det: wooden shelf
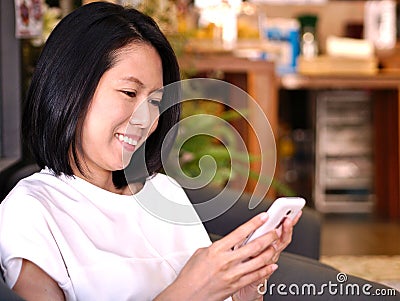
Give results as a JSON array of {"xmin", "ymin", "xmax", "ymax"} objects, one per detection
[
  {"xmin": 280, "ymin": 71, "xmax": 400, "ymax": 219},
  {"xmin": 280, "ymin": 72, "xmax": 400, "ymax": 90},
  {"xmin": 179, "ymin": 51, "xmax": 400, "ymax": 219}
]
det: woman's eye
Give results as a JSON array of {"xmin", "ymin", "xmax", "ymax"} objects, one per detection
[
  {"xmin": 149, "ymin": 99, "xmax": 162, "ymax": 107},
  {"xmin": 122, "ymin": 90, "xmax": 137, "ymax": 98}
]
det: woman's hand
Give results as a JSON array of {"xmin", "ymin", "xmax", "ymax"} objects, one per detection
[
  {"xmin": 155, "ymin": 210, "xmax": 302, "ymax": 301},
  {"xmin": 232, "ymin": 211, "xmax": 302, "ymax": 301}
]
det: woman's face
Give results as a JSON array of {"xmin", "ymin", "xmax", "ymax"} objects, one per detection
[{"xmin": 78, "ymin": 42, "xmax": 163, "ymax": 175}]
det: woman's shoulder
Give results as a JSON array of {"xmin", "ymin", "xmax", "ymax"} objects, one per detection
[
  {"xmin": 1, "ymin": 169, "xmax": 75, "ymax": 209},
  {"xmin": 0, "ymin": 171, "xmax": 59, "ymax": 234},
  {"xmin": 4, "ymin": 169, "xmax": 49, "ymax": 196}
]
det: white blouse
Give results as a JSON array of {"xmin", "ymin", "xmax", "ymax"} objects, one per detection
[{"xmin": 0, "ymin": 169, "xmax": 212, "ymax": 300}]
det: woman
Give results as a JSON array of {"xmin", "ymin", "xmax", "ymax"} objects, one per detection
[{"xmin": 0, "ymin": 2, "xmax": 298, "ymax": 300}]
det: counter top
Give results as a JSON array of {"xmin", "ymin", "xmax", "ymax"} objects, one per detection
[
  {"xmin": 280, "ymin": 72, "xmax": 400, "ymax": 90},
  {"xmin": 179, "ymin": 53, "xmax": 275, "ymax": 73},
  {"xmin": 180, "ymin": 50, "xmax": 400, "ymax": 90}
]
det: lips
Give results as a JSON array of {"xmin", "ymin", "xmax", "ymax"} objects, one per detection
[{"xmin": 115, "ymin": 133, "xmax": 140, "ymax": 146}]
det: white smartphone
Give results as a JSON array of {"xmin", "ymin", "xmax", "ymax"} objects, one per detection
[{"xmin": 241, "ymin": 197, "xmax": 306, "ymax": 246}]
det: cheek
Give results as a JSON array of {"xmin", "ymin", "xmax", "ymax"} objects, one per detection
[
  {"xmin": 149, "ymin": 118, "xmax": 159, "ymax": 136},
  {"xmin": 149, "ymin": 108, "xmax": 160, "ymax": 134}
]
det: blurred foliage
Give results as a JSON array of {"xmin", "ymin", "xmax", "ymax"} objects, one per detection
[
  {"xmin": 135, "ymin": 0, "xmax": 194, "ymax": 58},
  {"xmin": 173, "ymin": 100, "xmax": 254, "ymax": 187},
  {"xmin": 174, "ymin": 100, "xmax": 296, "ymax": 195}
]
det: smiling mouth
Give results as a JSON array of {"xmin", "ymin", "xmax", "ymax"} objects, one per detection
[{"xmin": 115, "ymin": 133, "xmax": 139, "ymax": 146}]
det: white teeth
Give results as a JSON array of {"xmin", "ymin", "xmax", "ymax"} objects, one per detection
[{"xmin": 115, "ymin": 134, "xmax": 138, "ymax": 146}]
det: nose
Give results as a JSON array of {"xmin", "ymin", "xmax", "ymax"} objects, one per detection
[{"xmin": 129, "ymin": 99, "xmax": 152, "ymax": 128}]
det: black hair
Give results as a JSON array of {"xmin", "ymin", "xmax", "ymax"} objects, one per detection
[{"xmin": 22, "ymin": 1, "xmax": 181, "ymax": 187}]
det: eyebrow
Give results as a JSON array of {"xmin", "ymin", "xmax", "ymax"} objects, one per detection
[
  {"xmin": 120, "ymin": 76, "xmax": 163, "ymax": 94},
  {"xmin": 120, "ymin": 76, "xmax": 145, "ymax": 89}
]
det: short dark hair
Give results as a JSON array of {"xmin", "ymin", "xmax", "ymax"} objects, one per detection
[{"xmin": 22, "ymin": 2, "xmax": 181, "ymax": 186}]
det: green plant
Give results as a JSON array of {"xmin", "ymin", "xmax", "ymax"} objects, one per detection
[
  {"xmin": 167, "ymin": 100, "xmax": 296, "ymax": 196},
  {"xmin": 173, "ymin": 100, "xmax": 253, "ymax": 187}
]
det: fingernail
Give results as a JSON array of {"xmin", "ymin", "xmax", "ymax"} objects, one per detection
[
  {"xmin": 271, "ymin": 264, "xmax": 278, "ymax": 272},
  {"xmin": 260, "ymin": 212, "xmax": 268, "ymax": 221}
]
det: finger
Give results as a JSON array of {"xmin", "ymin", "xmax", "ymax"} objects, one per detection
[
  {"xmin": 275, "ymin": 226, "xmax": 282, "ymax": 238},
  {"xmin": 215, "ymin": 212, "xmax": 269, "ymax": 251},
  {"xmin": 271, "ymin": 211, "xmax": 302, "ymax": 253},
  {"xmin": 282, "ymin": 216, "xmax": 294, "ymax": 235},
  {"xmin": 274, "ymin": 217, "xmax": 295, "ymax": 251},
  {"xmin": 274, "ymin": 211, "xmax": 301, "ymax": 240},
  {"xmin": 292, "ymin": 210, "xmax": 303, "ymax": 226},
  {"xmin": 274, "ymin": 251, "xmax": 281, "ymax": 262},
  {"xmin": 234, "ymin": 243, "xmax": 278, "ymax": 275},
  {"xmin": 234, "ymin": 263, "xmax": 279, "ymax": 291},
  {"xmin": 237, "ymin": 229, "xmax": 279, "ymax": 259}
]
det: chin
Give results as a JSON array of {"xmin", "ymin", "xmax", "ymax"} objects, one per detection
[{"xmin": 122, "ymin": 153, "xmax": 134, "ymax": 169}]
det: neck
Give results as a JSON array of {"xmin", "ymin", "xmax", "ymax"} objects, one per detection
[
  {"xmin": 72, "ymin": 165, "xmax": 144, "ymax": 195},
  {"xmin": 75, "ymin": 168, "xmax": 120, "ymax": 193},
  {"xmin": 70, "ymin": 164, "xmax": 120, "ymax": 196},
  {"xmin": 68, "ymin": 150, "xmax": 144, "ymax": 195}
]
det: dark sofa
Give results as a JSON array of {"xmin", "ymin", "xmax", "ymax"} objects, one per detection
[{"xmin": 184, "ymin": 185, "xmax": 321, "ymax": 260}]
